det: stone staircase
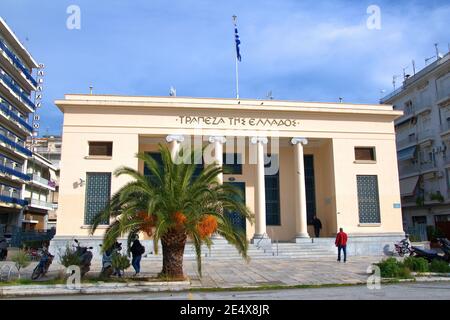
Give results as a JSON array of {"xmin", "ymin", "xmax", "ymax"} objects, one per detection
[{"xmin": 142, "ymin": 238, "xmax": 336, "ymax": 261}]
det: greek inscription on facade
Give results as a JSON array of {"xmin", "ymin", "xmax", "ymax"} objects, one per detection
[{"xmin": 178, "ymin": 116, "xmax": 298, "ymax": 127}]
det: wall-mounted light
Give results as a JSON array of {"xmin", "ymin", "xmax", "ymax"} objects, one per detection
[{"xmin": 79, "ymin": 178, "xmax": 85, "ymax": 187}]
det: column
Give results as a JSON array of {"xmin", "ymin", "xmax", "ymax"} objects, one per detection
[
  {"xmin": 208, "ymin": 136, "xmax": 226, "ymax": 184},
  {"xmin": 165, "ymin": 135, "xmax": 184, "ymax": 161},
  {"xmin": 291, "ymin": 137, "xmax": 310, "ymax": 240},
  {"xmin": 250, "ymin": 136, "xmax": 271, "ymax": 244}
]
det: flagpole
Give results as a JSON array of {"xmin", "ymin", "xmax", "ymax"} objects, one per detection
[
  {"xmin": 235, "ymin": 54, "xmax": 239, "ymax": 99},
  {"xmin": 233, "ymin": 15, "xmax": 239, "ymax": 99}
]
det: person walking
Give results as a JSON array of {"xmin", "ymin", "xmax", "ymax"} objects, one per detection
[
  {"xmin": 0, "ymin": 236, "xmax": 7, "ymax": 260},
  {"xmin": 335, "ymin": 228, "xmax": 348, "ymax": 262},
  {"xmin": 312, "ymin": 215, "xmax": 322, "ymax": 238},
  {"xmin": 130, "ymin": 239, "xmax": 145, "ymax": 276}
]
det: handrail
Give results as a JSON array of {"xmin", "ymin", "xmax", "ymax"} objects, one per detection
[
  {"xmin": 0, "ymin": 132, "xmax": 32, "ymax": 156},
  {"xmin": 0, "ymin": 101, "xmax": 32, "ymax": 132},
  {"xmin": 0, "ymin": 38, "xmax": 37, "ymax": 86},
  {"xmin": 0, "ymin": 163, "xmax": 30, "ymax": 180},
  {"xmin": 0, "ymin": 72, "xmax": 35, "ymax": 110}
]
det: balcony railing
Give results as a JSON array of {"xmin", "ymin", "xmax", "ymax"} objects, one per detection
[
  {"xmin": 0, "ymin": 133, "xmax": 32, "ymax": 156},
  {"xmin": 0, "ymin": 101, "xmax": 32, "ymax": 133},
  {"xmin": 417, "ymin": 129, "xmax": 434, "ymax": 142},
  {"xmin": 0, "ymin": 163, "xmax": 30, "ymax": 180},
  {"xmin": 399, "ymin": 162, "xmax": 420, "ymax": 176},
  {"xmin": 0, "ymin": 72, "xmax": 35, "ymax": 111},
  {"xmin": 28, "ymin": 173, "xmax": 55, "ymax": 188},
  {"xmin": 0, "ymin": 38, "xmax": 37, "ymax": 87},
  {"xmin": 26, "ymin": 198, "xmax": 53, "ymax": 210},
  {"xmin": 420, "ymin": 161, "xmax": 437, "ymax": 172},
  {"xmin": 0, "ymin": 193, "xmax": 26, "ymax": 206},
  {"xmin": 397, "ymin": 135, "xmax": 416, "ymax": 149}
]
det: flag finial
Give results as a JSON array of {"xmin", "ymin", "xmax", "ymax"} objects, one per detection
[{"xmin": 232, "ymin": 15, "xmax": 237, "ymax": 25}]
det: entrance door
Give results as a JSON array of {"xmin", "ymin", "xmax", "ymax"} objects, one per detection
[{"xmin": 224, "ymin": 182, "xmax": 246, "ymax": 232}]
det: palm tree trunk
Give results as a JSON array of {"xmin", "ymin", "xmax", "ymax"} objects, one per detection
[{"xmin": 160, "ymin": 229, "xmax": 187, "ymax": 279}]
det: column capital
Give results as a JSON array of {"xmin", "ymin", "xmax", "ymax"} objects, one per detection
[
  {"xmin": 250, "ymin": 136, "xmax": 268, "ymax": 145},
  {"xmin": 291, "ymin": 137, "xmax": 308, "ymax": 145},
  {"xmin": 166, "ymin": 135, "xmax": 185, "ymax": 143},
  {"xmin": 208, "ymin": 135, "xmax": 227, "ymax": 144}
]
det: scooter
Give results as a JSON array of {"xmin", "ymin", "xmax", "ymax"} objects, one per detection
[
  {"xmin": 410, "ymin": 238, "xmax": 450, "ymax": 262},
  {"xmin": 73, "ymin": 239, "xmax": 93, "ymax": 276},
  {"xmin": 394, "ymin": 237, "xmax": 412, "ymax": 257},
  {"xmin": 100, "ymin": 241, "xmax": 122, "ymax": 278},
  {"xmin": 31, "ymin": 249, "xmax": 54, "ymax": 280}
]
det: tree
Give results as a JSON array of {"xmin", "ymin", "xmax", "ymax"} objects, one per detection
[
  {"xmin": 12, "ymin": 250, "xmax": 31, "ymax": 279},
  {"xmin": 91, "ymin": 144, "xmax": 254, "ymax": 278}
]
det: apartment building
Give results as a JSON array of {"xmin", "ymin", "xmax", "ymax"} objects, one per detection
[
  {"xmin": 381, "ymin": 52, "xmax": 450, "ymax": 240},
  {"xmin": 0, "ymin": 17, "xmax": 39, "ymax": 234}
]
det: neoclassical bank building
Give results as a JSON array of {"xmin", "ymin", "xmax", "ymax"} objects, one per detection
[{"xmin": 51, "ymin": 94, "xmax": 404, "ymax": 257}]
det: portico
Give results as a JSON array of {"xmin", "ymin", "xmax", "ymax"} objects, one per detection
[{"xmin": 51, "ymin": 94, "xmax": 405, "ymax": 255}]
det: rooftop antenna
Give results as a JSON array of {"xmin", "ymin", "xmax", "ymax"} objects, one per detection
[
  {"xmin": 89, "ymin": 85, "xmax": 93, "ymax": 94},
  {"xmin": 266, "ymin": 90, "xmax": 273, "ymax": 100},
  {"xmin": 379, "ymin": 89, "xmax": 386, "ymax": 99},
  {"xmin": 338, "ymin": 97, "xmax": 343, "ymax": 103},
  {"xmin": 169, "ymin": 86, "xmax": 176, "ymax": 97},
  {"xmin": 412, "ymin": 60, "xmax": 416, "ymax": 75},
  {"xmin": 435, "ymin": 43, "xmax": 440, "ymax": 59}
]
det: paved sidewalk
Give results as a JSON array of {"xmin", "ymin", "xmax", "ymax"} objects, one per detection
[{"xmin": 1, "ymin": 256, "xmax": 382, "ymax": 288}]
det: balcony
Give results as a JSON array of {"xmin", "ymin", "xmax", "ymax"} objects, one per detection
[
  {"xmin": 27, "ymin": 173, "xmax": 56, "ymax": 191},
  {"xmin": 0, "ymin": 163, "xmax": 30, "ymax": 181},
  {"xmin": 396, "ymin": 134, "xmax": 416, "ymax": 150},
  {"xmin": 0, "ymin": 71, "xmax": 35, "ymax": 112},
  {"xmin": 25, "ymin": 198, "xmax": 54, "ymax": 210},
  {"xmin": 0, "ymin": 38, "xmax": 37, "ymax": 87},
  {"xmin": 0, "ymin": 190, "xmax": 26, "ymax": 207},
  {"xmin": 417, "ymin": 129, "xmax": 434, "ymax": 145},
  {"xmin": 0, "ymin": 132, "xmax": 32, "ymax": 157},
  {"xmin": 399, "ymin": 162, "xmax": 420, "ymax": 177},
  {"xmin": 0, "ymin": 101, "xmax": 32, "ymax": 134},
  {"xmin": 420, "ymin": 161, "xmax": 437, "ymax": 172}
]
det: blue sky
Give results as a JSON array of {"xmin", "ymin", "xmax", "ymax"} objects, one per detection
[{"xmin": 0, "ymin": 0, "xmax": 449, "ymax": 135}]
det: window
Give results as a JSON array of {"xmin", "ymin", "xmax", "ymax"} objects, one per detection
[
  {"xmin": 355, "ymin": 147, "xmax": 376, "ymax": 161},
  {"xmin": 265, "ymin": 154, "xmax": 280, "ymax": 225},
  {"xmin": 222, "ymin": 153, "xmax": 242, "ymax": 174},
  {"xmin": 357, "ymin": 175, "xmax": 381, "ymax": 223},
  {"xmin": 88, "ymin": 142, "xmax": 113, "ymax": 157},
  {"xmin": 84, "ymin": 172, "xmax": 111, "ymax": 225}
]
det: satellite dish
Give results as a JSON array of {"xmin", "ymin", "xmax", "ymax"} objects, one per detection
[{"xmin": 169, "ymin": 86, "xmax": 176, "ymax": 97}]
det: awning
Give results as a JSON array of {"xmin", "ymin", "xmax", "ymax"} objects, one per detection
[
  {"xmin": 400, "ymin": 176, "xmax": 419, "ymax": 196},
  {"xmin": 397, "ymin": 146, "xmax": 416, "ymax": 161}
]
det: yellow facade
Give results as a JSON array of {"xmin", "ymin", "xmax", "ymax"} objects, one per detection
[{"xmin": 54, "ymin": 95, "xmax": 404, "ymax": 242}]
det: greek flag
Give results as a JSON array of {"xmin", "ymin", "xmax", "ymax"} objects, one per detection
[{"xmin": 234, "ymin": 26, "xmax": 241, "ymax": 61}]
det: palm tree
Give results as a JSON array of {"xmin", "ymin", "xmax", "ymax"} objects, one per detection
[{"xmin": 90, "ymin": 144, "xmax": 254, "ymax": 278}]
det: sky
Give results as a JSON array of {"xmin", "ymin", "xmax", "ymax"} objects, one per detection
[{"xmin": 0, "ymin": 0, "xmax": 449, "ymax": 136}]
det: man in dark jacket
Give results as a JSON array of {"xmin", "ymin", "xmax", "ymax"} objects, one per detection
[
  {"xmin": 335, "ymin": 228, "xmax": 348, "ymax": 262},
  {"xmin": 130, "ymin": 239, "xmax": 145, "ymax": 275},
  {"xmin": 312, "ymin": 216, "xmax": 322, "ymax": 238}
]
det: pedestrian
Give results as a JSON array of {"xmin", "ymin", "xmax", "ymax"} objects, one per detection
[
  {"xmin": 335, "ymin": 227, "xmax": 348, "ymax": 262},
  {"xmin": 312, "ymin": 215, "xmax": 322, "ymax": 237},
  {"xmin": 130, "ymin": 239, "xmax": 145, "ymax": 276},
  {"xmin": 0, "ymin": 236, "xmax": 7, "ymax": 260}
]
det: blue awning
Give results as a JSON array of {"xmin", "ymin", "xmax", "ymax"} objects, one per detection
[{"xmin": 397, "ymin": 146, "xmax": 416, "ymax": 161}]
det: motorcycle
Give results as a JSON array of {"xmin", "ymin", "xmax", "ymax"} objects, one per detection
[
  {"xmin": 394, "ymin": 238, "xmax": 412, "ymax": 257},
  {"xmin": 73, "ymin": 239, "xmax": 93, "ymax": 276},
  {"xmin": 410, "ymin": 238, "xmax": 450, "ymax": 262},
  {"xmin": 31, "ymin": 249, "xmax": 54, "ymax": 280},
  {"xmin": 100, "ymin": 241, "xmax": 122, "ymax": 278}
]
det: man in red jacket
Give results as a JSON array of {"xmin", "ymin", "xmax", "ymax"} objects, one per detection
[{"xmin": 335, "ymin": 228, "xmax": 348, "ymax": 262}]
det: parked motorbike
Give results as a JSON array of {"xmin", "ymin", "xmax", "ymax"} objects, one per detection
[
  {"xmin": 100, "ymin": 241, "xmax": 122, "ymax": 278},
  {"xmin": 31, "ymin": 249, "xmax": 54, "ymax": 280},
  {"xmin": 394, "ymin": 237, "xmax": 412, "ymax": 257},
  {"xmin": 410, "ymin": 238, "xmax": 450, "ymax": 262},
  {"xmin": 73, "ymin": 239, "xmax": 93, "ymax": 276}
]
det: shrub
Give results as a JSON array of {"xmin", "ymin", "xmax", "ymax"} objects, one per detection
[
  {"xmin": 429, "ymin": 260, "xmax": 450, "ymax": 273},
  {"xmin": 59, "ymin": 244, "xmax": 81, "ymax": 268},
  {"xmin": 11, "ymin": 250, "xmax": 31, "ymax": 279},
  {"xmin": 112, "ymin": 253, "xmax": 130, "ymax": 274},
  {"xmin": 376, "ymin": 258, "xmax": 403, "ymax": 278},
  {"xmin": 403, "ymin": 256, "xmax": 429, "ymax": 273}
]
